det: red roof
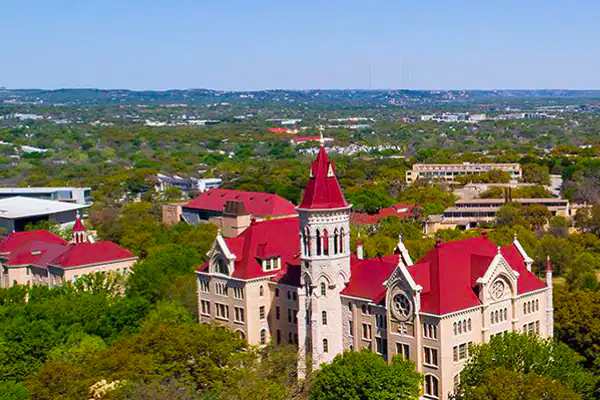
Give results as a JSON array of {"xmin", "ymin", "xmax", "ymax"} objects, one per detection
[
  {"xmin": 298, "ymin": 146, "xmax": 349, "ymax": 210},
  {"xmin": 351, "ymin": 203, "xmax": 415, "ymax": 225},
  {"xmin": 198, "ymin": 218, "xmax": 301, "ymax": 283},
  {"xmin": 0, "ymin": 230, "xmax": 67, "ymax": 254},
  {"xmin": 72, "ymin": 216, "xmax": 85, "ymax": 232},
  {"xmin": 268, "ymin": 127, "xmax": 289, "ymax": 134},
  {"xmin": 292, "ymin": 136, "xmax": 321, "ymax": 143},
  {"xmin": 184, "ymin": 189, "xmax": 297, "ymax": 218},
  {"xmin": 342, "ymin": 236, "xmax": 546, "ymax": 315},
  {"xmin": 1, "ymin": 230, "xmax": 136, "ymax": 270}
]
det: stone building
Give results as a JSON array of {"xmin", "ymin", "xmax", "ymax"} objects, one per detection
[{"xmin": 196, "ymin": 142, "xmax": 553, "ymax": 400}]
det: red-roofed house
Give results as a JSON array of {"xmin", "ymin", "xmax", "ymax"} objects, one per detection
[
  {"xmin": 179, "ymin": 189, "xmax": 298, "ymax": 236},
  {"xmin": 196, "ymin": 143, "xmax": 553, "ymax": 400},
  {"xmin": 351, "ymin": 203, "xmax": 416, "ymax": 225},
  {"xmin": 0, "ymin": 221, "xmax": 137, "ymax": 288}
]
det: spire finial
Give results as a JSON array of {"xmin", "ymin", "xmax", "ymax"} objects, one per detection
[
  {"xmin": 546, "ymin": 255, "xmax": 552, "ymax": 272},
  {"xmin": 513, "ymin": 232, "xmax": 518, "ymax": 242},
  {"xmin": 319, "ymin": 125, "xmax": 325, "ymax": 147},
  {"xmin": 497, "ymin": 245, "xmax": 502, "ymax": 255}
]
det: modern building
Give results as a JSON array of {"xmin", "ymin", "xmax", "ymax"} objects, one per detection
[
  {"xmin": 196, "ymin": 144, "xmax": 553, "ymax": 400},
  {"xmin": 0, "ymin": 217, "xmax": 137, "ymax": 288},
  {"xmin": 0, "ymin": 197, "xmax": 90, "ymax": 233},
  {"xmin": 175, "ymin": 188, "xmax": 298, "ymax": 228},
  {"xmin": 0, "ymin": 187, "xmax": 92, "ymax": 204},
  {"xmin": 425, "ymin": 198, "xmax": 569, "ymax": 234},
  {"xmin": 156, "ymin": 174, "xmax": 222, "ymax": 194},
  {"xmin": 406, "ymin": 163, "xmax": 522, "ymax": 184}
]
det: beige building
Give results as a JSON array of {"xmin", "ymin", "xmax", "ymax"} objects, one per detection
[
  {"xmin": 197, "ymin": 145, "xmax": 553, "ymax": 400},
  {"xmin": 425, "ymin": 197, "xmax": 570, "ymax": 234},
  {"xmin": 0, "ymin": 216, "xmax": 137, "ymax": 288},
  {"xmin": 406, "ymin": 163, "xmax": 522, "ymax": 184}
]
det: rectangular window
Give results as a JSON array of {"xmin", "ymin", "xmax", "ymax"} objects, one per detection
[
  {"xmin": 362, "ymin": 323, "xmax": 372, "ymax": 340},
  {"xmin": 276, "ymin": 306, "xmax": 280, "ymax": 320},
  {"xmin": 459, "ymin": 343, "xmax": 467, "ymax": 360},
  {"xmin": 423, "ymin": 323, "xmax": 438, "ymax": 339},
  {"xmin": 215, "ymin": 303, "xmax": 229, "ymax": 320},
  {"xmin": 201, "ymin": 300, "xmax": 211, "ymax": 316},
  {"xmin": 453, "ymin": 346, "xmax": 458, "ymax": 362},
  {"xmin": 376, "ymin": 337, "xmax": 384, "ymax": 355},
  {"xmin": 396, "ymin": 343, "xmax": 410, "ymax": 360},
  {"xmin": 349, "ymin": 320, "xmax": 354, "ymax": 337},
  {"xmin": 215, "ymin": 282, "xmax": 228, "ymax": 296},
  {"xmin": 232, "ymin": 286, "xmax": 243, "ymax": 299},
  {"xmin": 293, "ymin": 309, "xmax": 298, "ymax": 324},
  {"xmin": 198, "ymin": 278, "xmax": 210, "ymax": 293},
  {"xmin": 376, "ymin": 314, "xmax": 387, "ymax": 329},
  {"xmin": 535, "ymin": 321, "xmax": 540, "ymax": 335},
  {"xmin": 234, "ymin": 307, "xmax": 244, "ymax": 323},
  {"xmin": 424, "ymin": 347, "xmax": 438, "ymax": 367},
  {"xmin": 288, "ymin": 309, "xmax": 292, "ymax": 323},
  {"xmin": 259, "ymin": 306, "xmax": 265, "ymax": 320}
]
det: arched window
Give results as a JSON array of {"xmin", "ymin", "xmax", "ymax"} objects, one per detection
[
  {"xmin": 322, "ymin": 311, "xmax": 328, "ymax": 325},
  {"xmin": 348, "ymin": 302, "xmax": 353, "ymax": 311},
  {"xmin": 275, "ymin": 288, "xmax": 279, "ymax": 297},
  {"xmin": 339, "ymin": 228, "xmax": 345, "ymax": 253},
  {"xmin": 463, "ymin": 319, "xmax": 466, "ymax": 330},
  {"xmin": 236, "ymin": 330, "xmax": 246, "ymax": 340},
  {"xmin": 323, "ymin": 229, "xmax": 329, "ymax": 255},
  {"xmin": 323, "ymin": 339, "xmax": 329, "ymax": 353},
  {"xmin": 536, "ymin": 299, "xmax": 539, "ymax": 311},
  {"xmin": 467, "ymin": 318, "xmax": 472, "ymax": 331},
  {"xmin": 276, "ymin": 329, "xmax": 281, "ymax": 344},
  {"xmin": 425, "ymin": 375, "xmax": 439, "ymax": 398},
  {"xmin": 495, "ymin": 310, "xmax": 499, "ymax": 323},
  {"xmin": 217, "ymin": 258, "xmax": 228, "ymax": 275},
  {"xmin": 362, "ymin": 304, "xmax": 367, "ymax": 314},
  {"xmin": 458, "ymin": 321, "xmax": 462, "ymax": 334},
  {"xmin": 453, "ymin": 322, "xmax": 457, "ymax": 336},
  {"xmin": 333, "ymin": 228, "xmax": 339, "ymax": 254},
  {"xmin": 503, "ymin": 308, "xmax": 507, "ymax": 321},
  {"xmin": 527, "ymin": 302, "xmax": 531, "ymax": 314},
  {"xmin": 316, "ymin": 229, "xmax": 322, "ymax": 255},
  {"xmin": 320, "ymin": 282, "xmax": 326, "ymax": 296},
  {"xmin": 260, "ymin": 329, "xmax": 266, "ymax": 345},
  {"xmin": 523, "ymin": 303, "xmax": 527, "ymax": 314},
  {"xmin": 305, "ymin": 228, "xmax": 311, "ymax": 256},
  {"xmin": 259, "ymin": 285, "xmax": 264, "ymax": 297}
]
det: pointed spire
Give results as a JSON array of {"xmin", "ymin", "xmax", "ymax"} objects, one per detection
[
  {"xmin": 497, "ymin": 245, "xmax": 502, "ymax": 255},
  {"xmin": 71, "ymin": 211, "xmax": 87, "ymax": 244},
  {"xmin": 73, "ymin": 211, "xmax": 85, "ymax": 232},
  {"xmin": 298, "ymin": 145, "xmax": 348, "ymax": 210},
  {"xmin": 319, "ymin": 125, "xmax": 325, "ymax": 147}
]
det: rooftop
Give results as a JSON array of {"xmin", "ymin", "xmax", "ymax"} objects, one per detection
[
  {"xmin": 0, "ymin": 187, "xmax": 90, "ymax": 194},
  {"xmin": 0, "ymin": 197, "xmax": 89, "ymax": 219}
]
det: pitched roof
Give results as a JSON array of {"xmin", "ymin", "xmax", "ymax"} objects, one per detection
[
  {"xmin": 198, "ymin": 217, "xmax": 301, "ymax": 284},
  {"xmin": 184, "ymin": 189, "xmax": 297, "ymax": 218},
  {"xmin": 351, "ymin": 203, "xmax": 415, "ymax": 225},
  {"xmin": 298, "ymin": 146, "xmax": 349, "ymax": 210},
  {"xmin": 49, "ymin": 242, "xmax": 135, "ymax": 268},
  {"xmin": 0, "ymin": 230, "xmax": 136, "ymax": 270},
  {"xmin": 0, "ymin": 230, "xmax": 67, "ymax": 254},
  {"xmin": 342, "ymin": 236, "xmax": 546, "ymax": 315},
  {"xmin": 410, "ymin": 237, "xmax": 546, "ymax": 315}
]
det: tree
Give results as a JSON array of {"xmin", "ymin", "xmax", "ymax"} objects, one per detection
[
  {"xmin": 522, "ymin": 163, "xmax": 551, "ymax": 185},
  {"xmin": 549, "ymin": 216, "xmax": 570, "ymax": 237},
  {"xmin": 309, "ymin": 349, "xmax": 422, "ymax": 400},
  {"xmin": 0, "ymin": 381, "xmax": 29, "ymax": 400},
  {"xmin": 457, "ymin": 367, "xmax": 581, "ymax": 400},
  {"xmin": 520, "ymin": 204, "xmax": 551, "ymax": 231},
  {"xmin": 495, "ymin": 204, "xmax": 522, "ymax": 226},
  {"xmin": 456, "ymin": 333, "xmax": 595, "ymax": 400}
]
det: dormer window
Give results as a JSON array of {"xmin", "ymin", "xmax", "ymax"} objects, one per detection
[{"xmin": 262, "ymin": 257, "xmax": 281, "ymax": 272}]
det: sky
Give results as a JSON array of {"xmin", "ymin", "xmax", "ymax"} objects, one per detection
[{"xmin": 1, "ymin": 0, "xmax": 599, "ymax": 90}]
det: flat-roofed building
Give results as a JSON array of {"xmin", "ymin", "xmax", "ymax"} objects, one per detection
[
  {"xmin": 0, "ymin": 187, "xmax": 91, "ymax": 204},
  {"xmin": 0, "ymin": 197, "xmax": 89, "ymax": 233},
  {"xmin": 425, "ymin": 198, "xmax": 569, "ymax": 234},
  {"xmin": 406, "ymin": 163, "xmax": 522, "ymax": 184}
]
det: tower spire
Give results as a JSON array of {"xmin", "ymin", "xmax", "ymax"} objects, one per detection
[
  {"xmin": 71, "ymin": 211, "xmax": 87, "ymax": 244},
  {"xmin": 319, "ymin": 125, "xmax": 325, "ymax": 147}
]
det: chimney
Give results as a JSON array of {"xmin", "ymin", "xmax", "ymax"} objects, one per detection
[
  {"xmin": 221, "ymin": 200, "xmax": 251, "ymax": 238},
  {"xmin": 356, "ymin": 233, "xmax": 363, "ymax": 260}
]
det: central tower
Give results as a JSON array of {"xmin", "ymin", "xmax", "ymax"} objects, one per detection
[{"xmin": 297, "ymin": 138, "xmax": 352, "ymax": 373}]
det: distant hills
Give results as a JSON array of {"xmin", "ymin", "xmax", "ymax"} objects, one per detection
[{"xmin": 2, "ymin": 88, "xmax": 600, "ymax": 107}]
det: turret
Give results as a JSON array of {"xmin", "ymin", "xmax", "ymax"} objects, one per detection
[{"xmin": 71, "ymin": 212, "xmax": 87, "ymax": 244}]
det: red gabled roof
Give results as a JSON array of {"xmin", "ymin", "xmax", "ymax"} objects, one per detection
[
  {"xmin": 184, "ymin": 189, "xmax": 297, "ymax": 218},
  {"xmin": 341, "ymin": 236, "xmax": 546, "ymax": 315},
  {"xmin": 268, "ymin": 127, "xmax": 289, "ymax": 134},
  {"xmin": 0, "ymin": 230, "xmax": 136, "ymax": 270},
  {"xmin": 410, "ymin": 237, "xmax": 547, "ymax": 315},
  {"xmin": 351, "ymin": 203, "xmax": 415, "ymax": 225},
  {"xmin": 50, "ymin": 242, "xmax": 135, "ymax": 268},
  {"xmin": 0, "ymin": 230, "xmax": 67, "ymax": 254},
  {"xmin": 298, "ymin": 146, "xmax": 349, "ymax": 210},
  {"xmin": 198, "ymin": 217, "xmax": 301, "ymax": 284}
]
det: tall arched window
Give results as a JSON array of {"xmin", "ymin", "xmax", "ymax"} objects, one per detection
[
  {"xmin": 305, "ymin": 228, "xmax": 311, "ymax": 256},
  {"xmin": 323, "ymin": 339, "xmax": 329, "ymax": 353},
  {"xmin": 425, "ymin": 375, "xmax": 439, "ymax": 398},
  {"xmin": 458, "ymin": 321, "xmax": 462, "ymax": 334},
  {"xmin": 217, "ymin": 258, "xmax": 228, "ymax": 275},
  {"xmin": 467, "ymin": 318, "xmax": 472, "ymax": 332},
  {"xmin": 339, "ymin": 228, "xmax": 345, "ymax": 253},
  {"xmin": 323, "ymin": 229, "xmax": 329, "ymax": 255},
  {"xmin": 320, "ymin": 282, "xmax": 326, "ymax": 296},
  {"xmin": 259, "ymin": 285, "xmax": 264, "ymax": 297},
  {"xmin": 322, "ymin": 311, "xmax": 328, "ymax": 325},
  {"xmin": 316, "ymin": 229, "xmax": 322, "ymax": 255},
  {"xmin": 453, "ymin": 322, "xmax": 457, "ymax": 336},
  {"xmin": 276, "ymin": 329, "xmax": 281, "ymax": 345},
  {"xmin": 333, "ymin": 228, "xmax": 339, "ymax": 254},
  {"xmin": 275, "ymin": 288, "xmax": 279, "ymax": 297},
  {"xmin": 260, "ymin": 329, "xmax": 266, "ymax": 345}
]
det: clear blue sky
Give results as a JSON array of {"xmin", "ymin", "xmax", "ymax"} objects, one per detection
[{"xmin": 2, "ymin": 0, "xmax": 599, "ymax": 90}]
